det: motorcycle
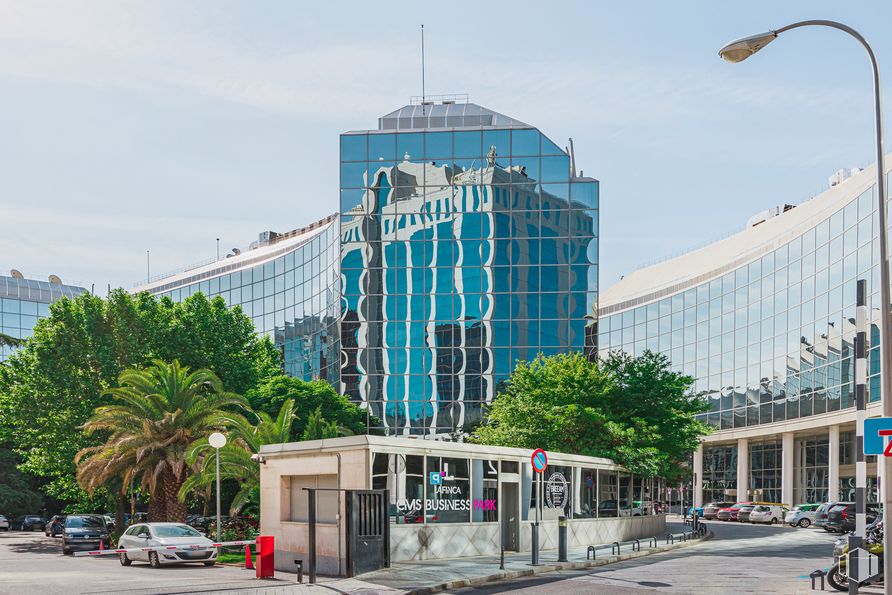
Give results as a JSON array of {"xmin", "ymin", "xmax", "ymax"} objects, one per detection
[{"xmin": 828, "ymin": 520, "xmax": 884, "ymax": 592}]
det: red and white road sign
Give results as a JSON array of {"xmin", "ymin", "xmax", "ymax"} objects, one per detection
[{"xmin": 72, "ymin": 538, "xmax": 257, "ymax": 557}]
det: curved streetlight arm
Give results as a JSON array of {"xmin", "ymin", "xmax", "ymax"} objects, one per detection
[
  {"xmin": 727, "ymin": 20, "xmax": 891, "ymax": 595},
  {"xmin": 774, "ymin": 18, "xmax": 891, "ymax": 414}
]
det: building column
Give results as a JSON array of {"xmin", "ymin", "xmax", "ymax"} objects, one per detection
[
  {"xmin": 736, "ymin": 438, "xmax": 749, "ymax": 501},
  {"xmin": 693, "ymin": 443, "xmax": 704, "ymax": 508},
  {"xmin": 828, "ymin": 425, "xmax": 840, "ymax": 502},
  {"xmin": 782, "ymin": 432, "xmax": 794, "ymax": 505}
]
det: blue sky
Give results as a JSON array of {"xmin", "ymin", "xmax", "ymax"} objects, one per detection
[{"xmin": 1, "ymin": 0, "xmax": 889, "ymax": 294}]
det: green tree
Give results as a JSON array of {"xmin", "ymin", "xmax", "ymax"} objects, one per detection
[
  {"xmin": 0, "ymin": 448, "xmax": 47, "ymax": 516},
  {"xmin": 472, "ymin": 351, "xmax": 710, "ymax": 479},
  {"xmin": 76, "ymin": 360, "xmax": 247, "ymax": 521},
  {"xmin": 301, "ymin": 406, "xmax": 347, "ymax": 441},
  {"xmin": 247, "ymin": 376, "xmax": 370, "ymax": 438},
  {"xmin": 600, "ymin": 350, "xmax": 711, "ymax": 482},
  {"xmin": 179, "ymin": 399, "xmax": 297, "ymax": 515},
  {"xmin": 0, "ymin": 289, "xmax": 279, "ymax": 520}
]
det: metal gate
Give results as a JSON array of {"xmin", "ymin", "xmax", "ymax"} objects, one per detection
[{"xmin": 345, "ymin": 489, "xmax": 390, "ymax": 576}]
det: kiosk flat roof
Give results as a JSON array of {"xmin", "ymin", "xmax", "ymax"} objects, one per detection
[{"xmin": 259, "ymin": 435, "xmax": 625, "ymax": 471}]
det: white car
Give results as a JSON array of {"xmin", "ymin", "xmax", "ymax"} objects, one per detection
[
  {"xmin": 785, "ymin": 504, "xmax": 821, "ymax": 528},
  {"xmin": 748, "ymin": 504, "xmax": 789, "ymax": 525},
  {"xmin": 0, "ymin": 515, "xmax": 8, "ymax": 531},
  {"xmin": 117, "ymin": 522, "xmax": 217, "ymax": 568}
]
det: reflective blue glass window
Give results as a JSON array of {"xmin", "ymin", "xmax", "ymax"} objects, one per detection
[
  {"xmin": 341, "ymin": 133, "xmax": 367, "ymax": 162},
  {"xmin": 511, "ymin": 129, "xmax": 539, "ymax": 156},
  {"xmin": 369, "ymin": 133, "xmax": 395, "ymax": 161}
]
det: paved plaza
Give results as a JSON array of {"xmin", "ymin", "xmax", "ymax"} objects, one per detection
[{"xmin": 1, "ymin": 518, "xmax": 869, "ymax": 594}]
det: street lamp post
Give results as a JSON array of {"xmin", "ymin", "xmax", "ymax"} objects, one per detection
[
  {"xmin": 209, "ymin": 432, "xmax": 227, "ymax": 545},
  {"xmin": 719, "ymin": 21, "xmax": 892, "ymax": 594}
]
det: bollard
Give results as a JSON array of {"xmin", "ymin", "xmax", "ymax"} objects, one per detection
[
  {"xmin": 531, "ymin": 523, "xmax": 539, "ymax": 566},
  {"xmin": 611, "ymin": 542, "xmax": 620, "ymax": 555},
  {"xmin": 587, "ymin": 546, "xmax": 596, "ymax": 560},
  {"xmin": 809, "ymin": 569, "xmax": 825, "ymax": 590},
  {"xmin": 558, "ymin": 516, "xmax": 568, "ymax": 563},
  {"xmin": 632, "ymin": 539, "xmax": 640, "ymax": 552},
  {"xmin": 499, "ymin": 548, "xmax": 505, "ymax": 571},
  {"xmin": 295, "ymin": 559, "xmax": 303, "ymax": 583},
  {"xmin": 667, "ymin": 534, "xmax": 674, "ymax": 545},
  {"xmin": 649, "ymin": 537, "xmax": 657, "ymax": 548}
]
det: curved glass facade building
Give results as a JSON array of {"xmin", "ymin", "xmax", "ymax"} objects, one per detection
[
  {"xmin": 134, "ymin": 217, "xmax": 341, "ymax": 382},
  {"xmin": 340, "ymin": 100, "xmax": 599, "ymax": 435},
  {"xmin": 598, "ymin": 163, "xmax": 891, "ymax": 506},
  {"xmin": 138, "ymin": 98, "xmax": 599, "ymax": 437},
  {"xmin": 0, "ymin": 273, "xmax": 86, "ymax": 361}
]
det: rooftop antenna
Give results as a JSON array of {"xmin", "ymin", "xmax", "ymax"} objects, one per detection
[{"xmin": 421, "ymin": 24, "xmax": 426, "ymax": 115}]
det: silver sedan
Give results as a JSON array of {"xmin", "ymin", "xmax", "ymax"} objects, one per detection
[{"xmin": 117, "ymin": 522, "xmax": 217, "ymax": 568}]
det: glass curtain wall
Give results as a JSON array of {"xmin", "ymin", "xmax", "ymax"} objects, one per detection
[
  {"xmin": 340, "ymin": 127, "xmax": 598, "ymax": 435},
  {"xmin": 599, "ymin": 183, "xmax": 883, "ymax": 430},
  {"xmin": 749, "ymin": 440, "xmax": 782, "ymax": 503},
  {"xmin": 152, "ymin": 223, "xmax": 341, "ymax": 383},
  {"xmin": 0, "ymin": 276, "xmax": 86, "ymax": 361},
  {"xmin": 702, "ymin": 445, "xmax": 737, "ymax": 503},
  {"xmin": 793, "ymin": 434, "xmax": 829, "ymax": 504}
]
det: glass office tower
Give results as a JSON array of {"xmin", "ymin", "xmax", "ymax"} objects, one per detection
[
  {"xmin": 339, "ymin": 99, "xmax": 599, "ymax": 435},
  {"xmin": 0, "ymin": 273, "xmax": 86, "ymax": 361}
]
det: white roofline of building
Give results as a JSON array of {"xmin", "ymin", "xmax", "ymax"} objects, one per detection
[
  {"xmin": 259, "ymin": 434, "xmax": 624, "ymax": 470},
  {"xmin": 132, "ymin": 217, "xmax": 336, "ymax": 294},
  {"xmin": 599, "ymin": 158, "xmax": 887, "ymax": 314}
]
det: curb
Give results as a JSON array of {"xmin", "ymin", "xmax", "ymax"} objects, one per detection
[{"xmin": 402, "ymin": 531, "xmax": 713, "ymax": 595}]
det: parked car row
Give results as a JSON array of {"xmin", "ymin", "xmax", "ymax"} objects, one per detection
[
  {"xmin": 813, "ymin": 501, "xmax": 882, "ymax": 533},
  {"xmin": 700, "ymin": 501, "xmax": 790, "ymax": 524}
]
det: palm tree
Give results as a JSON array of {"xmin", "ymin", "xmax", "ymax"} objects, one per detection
[
  {"xmin": 178, "ymin": 399, "xmax": 297, "ymax": 515},
  {"xmin": 0, "ymin": 332, "xmax": 23, "ymax": 348},
  {"xmin": 75, "ymin": 360, "xmax": 247, "ymax": 522}
]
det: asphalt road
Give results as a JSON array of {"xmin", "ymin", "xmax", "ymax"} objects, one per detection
[
  {"xmin": 0, "ymin": 529, "xmax": 278, "ymax": 595},
  {"xmin": 445, "ymin": 520, "xmax": 858, "ymax": 594}
]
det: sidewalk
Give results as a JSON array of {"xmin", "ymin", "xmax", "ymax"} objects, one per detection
[{"xmin": 207, "ymin": 520, "xmax": 708, "ymax": 595}]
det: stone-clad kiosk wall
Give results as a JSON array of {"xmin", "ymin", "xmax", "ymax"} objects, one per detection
[{"xmin": 259, "ymin": 436, "xmax": 667, "ymax": 574}]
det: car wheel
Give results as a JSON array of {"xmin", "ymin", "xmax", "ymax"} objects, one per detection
[
  {"xmin": 203, "ymin": 561, "xmax": 216, "ymax": 567},
  {"xmin": 119, "ymin": 553, "xmax": 132, "ymax": 566},
  {"xmin": 63, "ymin": 547, "xmax": 71, "ymax": 555},
  {"xmin": 149, "ymin": 551, "xmax": 161, "ymax": 568},
  {"xmin": 798, "ymin": 518, "xmax": 811, "ymax": 528},
  {"xmin": 45, "ymin": 531, "xmax": 50, "ymax": 537}
]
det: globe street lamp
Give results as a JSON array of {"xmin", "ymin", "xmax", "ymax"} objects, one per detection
[
  {"xmin": 209, "ymin": 432, "xmax": 227, "ymax": 544},
  {"xmin": 720, "ymin": 21, "xmax": 892, "ymax": 594}
]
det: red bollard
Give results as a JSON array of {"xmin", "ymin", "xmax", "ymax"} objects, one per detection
[
  {"xmin": 245, "ymin": 544, "xmax": 254, "ymax": 570},
  {"xmin": 99, "ymin": 540, "xmax": 104, "ymax": 551},
  {"xmin": 255, "ymin": 535, "xmax": 274, "ymax": 579}
]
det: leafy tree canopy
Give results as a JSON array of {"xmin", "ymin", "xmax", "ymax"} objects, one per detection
[
  {"xmin": 246, "ymin": 375, "xmax": 371, "ymax": 439},
  {"xmin": 472, "ymin": 351, "xmax": 710, "ymax": 480},
  {"xmin": 0, "ymin": 289, "xmax": 280, "ymax": 504}
]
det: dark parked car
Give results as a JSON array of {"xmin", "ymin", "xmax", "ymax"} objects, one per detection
[
  {"xmin": 62, "ymin": 515, "xmax": 110, "ymax": 555},
  {"xmin": 14, "ymin": 515, "xmax": 46, "ymax": 531},
  {"xmin": 814, "ymin": 501, "xmax": 842, "ymax": 530},
  {"xmin": 45, "ymin": 515, "xmax": 66, "ymax": 537},
  {"xmin": 702, "ymin": 501, "xmax": 736, "ymax": 520},
  {"xmin": 825, "ymin": 502, "xmax": 881, "ymax": 533}
]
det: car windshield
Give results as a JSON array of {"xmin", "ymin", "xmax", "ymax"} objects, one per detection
[
  {"xmin": 152, "ymin": 524, "xmax": 201, "ymax": 538},
  {"xmin": 66, "ymin": 516, "xmax": 104, "ymax": 528}
]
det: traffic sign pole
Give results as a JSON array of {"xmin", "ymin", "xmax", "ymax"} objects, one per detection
[{"xmin": 530, "ymin": 449, "xmax": 547, "ymax": 567}]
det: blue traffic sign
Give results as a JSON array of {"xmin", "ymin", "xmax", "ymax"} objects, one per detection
[
  {"xmin": 531, "ymin": 448, "xmax": 548, "ymax": 473},
  {"xmin": 864, "ymin": 417, "xmax": 892, "ymax": 455}
]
